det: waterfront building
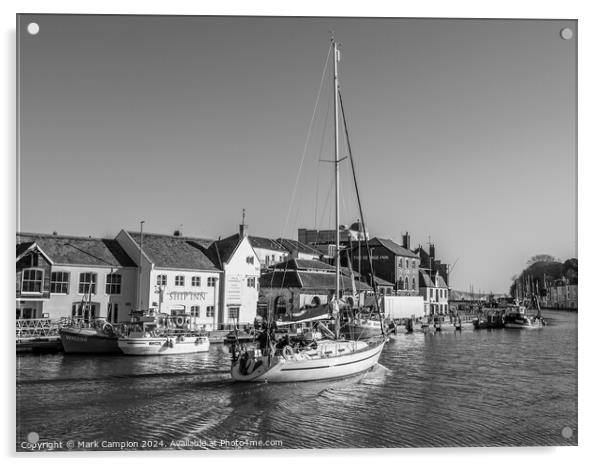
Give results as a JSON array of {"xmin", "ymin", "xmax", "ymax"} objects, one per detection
[
  {"xmin": 16, "ymin": 233, "xmax": 137, "ymax": 321},
  {"xmin": 258, "ymin": 258, "xmax": 372, "ymax": 321},
  {"xmin": 346, "ymin": 237, "xmax": 420, "ymax": 296},
  {"xmin": 201, "ymin": 225, "xmax": 261, "ymax": 328},
  {"xmin": 276, "ymin": 238, "xmax": 322, "ymax": 261},
  {"xmin": 542, "ymin": 277, "xmax": 578, "ymax": 310},
  {"xmin": 418, "ymin": 269, "xmax": 449, "ymax": 315},
  {"xmin": 413, "ymin": 240, "xmax": 450, "ymax": 286},
  {"xmin": 298, "ymin": 222, "xmax": 369, "ymax": 246},
  {"xmin": 247, "ymin": 235, "xmax": 288, "ymax": 271},
  {"xmin": 115, "ymin": 230, "xmax": 222, "ymax": 329}
]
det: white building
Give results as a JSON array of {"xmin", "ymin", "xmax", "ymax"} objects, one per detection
[
  {"xmin": 202, "ymin": 227, "xmax": 260, "ymax": 327},
  {"xmin": 16, "ymin": 233, "xmax": 137, "ymax": 322},
  {"xmin": 247, "ymin": 235, "xmax": 289, "ymax": 270},
  {"xmin": 115, "ymin": 230, "xmax": 222, "ymax": 330},
  {"xmin": 418, "ymin": 269, "xmax": 449, "ymax": 315}
]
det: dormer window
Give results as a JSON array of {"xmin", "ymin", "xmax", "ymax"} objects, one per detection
[{"xmin": 22, "ymin": 268, "xmax": 43, "ymax": 293}]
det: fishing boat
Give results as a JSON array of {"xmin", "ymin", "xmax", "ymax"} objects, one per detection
[
  {"xmin": 230, "ymin": 37, "xmax": 387, "ymax": 383},
  {"xmin": 503, "ymin": 304, "xmax": 545, "ymax": 329},
  {"xmin": 117, "ymin": 312, "xmax": 210, "ymax": 355},
  {"xmin": 59, "ymin": 319, "xmax": 121, "ymax": 354},
  {"xmin": 59, "ymin": 287, "xmax": 121, "ymax": 353}
]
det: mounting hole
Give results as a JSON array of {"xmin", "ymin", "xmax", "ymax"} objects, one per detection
[
  {"xmin": 561, "ymin": 426, "xmax": 573, "ymax": 439},
  {"xmin": 27, "ymin": 22, "xmax": 40, "ymax": 35},
  {"xmin": 560, "ymin": 27, "xmax": 573, "ymax": 40}
]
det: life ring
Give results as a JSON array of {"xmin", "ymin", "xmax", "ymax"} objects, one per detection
[
  {"xmin": 174, "ymin": 316, "xmax": 185, "ymax": 328},
  {"xmin": 102, "ymin": 322, "xmax": 114, "ymax": 335},
  {"xmin": 283, "ymin": 345, "xmax": 294, "ymax": 358}
]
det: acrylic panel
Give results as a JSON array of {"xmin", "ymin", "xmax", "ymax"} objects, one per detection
[{"xmin": 16, "ymin": 14, "xmax": 577, "ymax": 452}]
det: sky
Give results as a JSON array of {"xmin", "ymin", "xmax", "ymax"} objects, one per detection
[{"xmin": 17, "ymin": 15, "xmax": 577, "ymax": 293}]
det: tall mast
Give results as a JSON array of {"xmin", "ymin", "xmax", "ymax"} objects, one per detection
[
  {"xmin": 333, "ymin": 36, "xmax": 341, "ymax": 339},
  {"xmin": 138, "ymin": 220, "xmax": 145, "ymax": 311}
]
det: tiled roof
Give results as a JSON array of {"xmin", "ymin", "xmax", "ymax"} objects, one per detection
[
  {"xmin": 297, "ymin": 272, "xmax": 372, "ymax": 291},
  {"xmin": 276, "ymin": 238, "xmax": 322, "ymax": 256},
  {"xmin": 418, "ymin": 270, "xmax": 434, "ymax": 288},
  {"xmin": 272, "ymin": 258, "xmax": 335, "ymax": 271},
  {"xmin": 203, "ymin": 234, "xmax": 243, "ymax": 266},
  {"xmin": 260, "ymin": 268, "xmax": 371, "ymax": 292},
  {"xmin": 17, "ymin": 233, "xmax": 136, "ymax": 267},
  {"xmin": 248, "ymin": 236, "xmax": 287, "ymax": 251},
  {"xmin": 259, "ymin": 271, "xmax": 302, "ymax": 289},
  {"xmin": 369, "ymin": 238, "xmax": 419, "ymax": 258},
  {"xmin": 127, "ymin": 232, "xmax": 218, "ymax": 271},
  {"xmin": 16, "ymin": 241, "xmax": 35, "ymax": 258}
]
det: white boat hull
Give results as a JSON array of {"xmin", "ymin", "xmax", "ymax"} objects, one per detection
[
  {"xmin": 231, "ymin": 338, "xmax": 386, "ymax": 383},
  {"xmin": 118, "ymin": 335, "xmax": 210, "ymax": 355}
]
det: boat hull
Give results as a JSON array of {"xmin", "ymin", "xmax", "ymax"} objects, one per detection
[
  {"xmin": 59, "ymin": 328, "xmax": 121, "ymax": 353},
  {"xmin": 118, "ymin": 336, "xmax": 210, "ymax": 355},
  {"xmin": 231, "ymin": 338, "xmax": 386, "ymax": 383}
]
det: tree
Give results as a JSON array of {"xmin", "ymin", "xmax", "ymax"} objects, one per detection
[{"xmin": 526, "ymin": 254, "xmax": 556, "ymax": 266}]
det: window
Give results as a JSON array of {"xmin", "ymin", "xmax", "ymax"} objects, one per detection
[
  {"xmin": 247, "ymin": 277, "xmax": 256, "ymax": 288},
  {"xmin": 206, "ymin": 306, "xmax": 215, "ymax": 317},
  {"xmin": 157, "ymin": 275, "xmax": 167, "ymax": 286},
  {"xmin": 430, "ymin": 288, "xmax": 433, "ymax": 298},
  {"xmin": 175, "ymin": 275, "xmax": 185, "ymax": 286},
  {"xmin": 108, "ymin": 303, "xmax": 119, "ymax": 323},
  {"xmin": 406, "ymin": 259, "xmax": 409, "ymax": 268},
  {"xmin": 105, "ymin": 273, "xmax": 122, "ymax": 295},
  {"xmin": 50, "ymin": 271, "xmax": 69, "ymax": 294},
  {"xmin": 78, "ymin": 272, "xmax": 97, "ymax": 294},
  {"xmin": 229, "ymin": 307, "xmax": 240, "ymax": 319},
  {"xmin": 191, "ymin": 305, "xmax": 200, "ymax": 317},
  {"xmin": 412, "ymin": 277, "xmax": 416, "ymax": 290},
  {"xmin": 404, "ymin": 277, "xmax": 409, "ymax": 290},
  {"xmin": 246, "ymin": 256, "xmax": 255, "ymax": 264},
  {"xmin": 22, "ymin": 268, "xmax": 44, "ymax": 293},
  {"xmin": 208, "ymin": 277, "xmax": 217, "ymax": 287},
  {"xmin": 192, "ymin": 276, "xmax": 201, "ymax": 287},
  {"xmin": 412, "ymin": 260, "xmax": 416, "ymax": 268}
]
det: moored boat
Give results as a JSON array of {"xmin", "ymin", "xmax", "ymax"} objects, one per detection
[
  {"xmin": 59, "ymin": 320, "xmax": 121, "ymax": 354},
  {"xmin": 503, "ymin": 305, "xmax": 545, "ymax": 329},
  {"xmin": 118, "ymin": 313, "xmax": 209, "ymax": 355}
]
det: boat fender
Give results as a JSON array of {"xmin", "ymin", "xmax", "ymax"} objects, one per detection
[
  {"xmin": 175, "ymin": 316, "xmax": 186, "ymax": 328},
  {"xmin": 167, "ymin": 338, "xmax": 174, "ymax": 348}
]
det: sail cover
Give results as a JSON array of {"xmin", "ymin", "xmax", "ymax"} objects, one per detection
[{"xmin": 276, "ymin": 304, "xmax": 331, "ymax": 325}]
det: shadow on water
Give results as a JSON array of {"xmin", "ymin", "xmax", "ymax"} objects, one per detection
[{"xmin": 16, "ymin": 311, "xmax": 577, "ymax": 449}]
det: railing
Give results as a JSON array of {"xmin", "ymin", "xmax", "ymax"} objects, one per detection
[{"xmin": 16, "ymin": 318, "xmax": 68, "ymax": 339}]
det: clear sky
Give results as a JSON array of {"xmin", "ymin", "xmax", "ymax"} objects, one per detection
[{"xmin": 17, "ymin": 15, "xmax": 576, "ymax": 293}]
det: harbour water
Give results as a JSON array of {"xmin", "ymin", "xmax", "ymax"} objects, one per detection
[{"xmin": 16, "ymin": 310, "xmax": 577, "ymax": 450}]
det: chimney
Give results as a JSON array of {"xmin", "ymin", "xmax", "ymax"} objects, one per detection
[
  {"xmin": 402, "ymin": 231, "xmax": 410, "ymax": 250},
  {"xmin": 173, "ymin": 230, "xmax": 181, "ymax": 237},
  {"xmin": 239, "ymin": 208, "xmax": 248, "ymax": 238},
  {"xmin": 429, "ymin": 243, "xmax": 435, "ymax": 260}
]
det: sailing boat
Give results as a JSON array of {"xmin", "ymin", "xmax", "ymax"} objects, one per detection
[{"xmin": 230, "ymin": 37, "xmax": 387, "ymax": 383}]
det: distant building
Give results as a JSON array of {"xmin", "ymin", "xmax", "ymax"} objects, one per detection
[
  {"xmin": 258, "ymin": 258, "xmax": 371, "ymax": 321},
  {"xmin": 413, "ymin": 241, "xmax": 449, "ymax": 286},
  {"xmin": 298, "ymin": 222, "xmax": 369, "ymax": 246},
  {"xmin": 542, "ymin": 277, "xmax": 578, "ymax": 310},
  {"xmin": 418, "ymin": 269, "xmax": 449, "ymax": 315},
  {"xmin": 17, "ymin": 233, "xmax": 137, "ymax": 321},
  {"xmin": 346, "ymin": 237, "xmax": 420, "ymax": 295},
  {"xmin": 247, "ymin": 234, "xmax": 288, "ymax": 270},
  {"xmin": 276, "ymin": 238, "xmax": 322, "ymax": 261}
]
